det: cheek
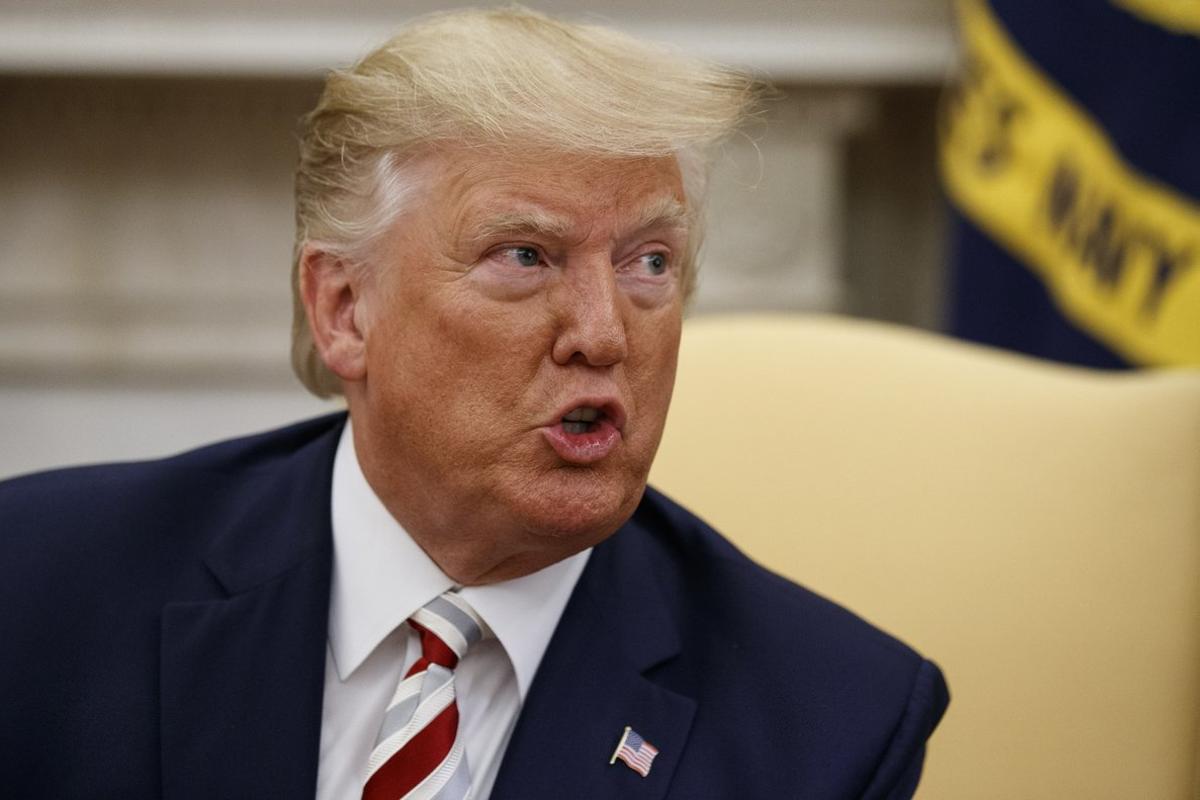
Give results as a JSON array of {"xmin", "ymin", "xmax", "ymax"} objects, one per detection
[
  {"xmin": 438, "ymin": 292, "xmax": 551, "ymax": 370},
  {"xmin": 629, "ymin": 306, "xmax": 683, "ymax": 423},
  {"xmin": 395, "ymin": 291, "xmax": 554, "ymax": 423},
  {"xmin": 636, "ymin": 300, "xmax": 683, "ymax": 366}
]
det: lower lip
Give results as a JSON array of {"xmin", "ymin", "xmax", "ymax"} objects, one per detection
[{"xmin": 540, "ymin": 419, "xmax": 622, "ymax": 465}]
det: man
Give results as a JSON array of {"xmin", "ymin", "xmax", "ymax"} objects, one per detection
[{"xmin": 0, "ymin": 8, "xmax": 947, "ymax": 799}]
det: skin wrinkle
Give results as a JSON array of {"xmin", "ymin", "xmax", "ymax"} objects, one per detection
[
  {"xmin": 311, "ymin": 146, "xmax": 688, "ymax": 585},
  {"xmin": 467, "ymin": 210, "xmax": 579, "ymax": 249}
]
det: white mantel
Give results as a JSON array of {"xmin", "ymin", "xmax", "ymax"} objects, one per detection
[{"xmin": 0, "ymin": 1, "xmax": 955, "ymax": 82}]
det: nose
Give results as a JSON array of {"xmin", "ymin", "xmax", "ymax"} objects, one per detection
[{"xmin": 550, "ymin": 257, "xmax": 628, "ymax": 367}]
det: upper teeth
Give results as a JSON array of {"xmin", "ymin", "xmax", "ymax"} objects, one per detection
[{"xmin": 563, "ymin": 407, "xmax": 600, "ymax": 422}]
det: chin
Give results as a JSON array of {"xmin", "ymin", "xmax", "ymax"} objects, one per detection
[{"xmin": 514, "ymin": 471, "xmax": 646, "ymax": 544}]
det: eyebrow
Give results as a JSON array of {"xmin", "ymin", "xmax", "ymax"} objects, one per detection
[
  {"xmin": 467, "ymin": 196, "xmax": 693, "ymax": 246},
  {"xmin": 468, "ymin": 208, "xmax": 577, "ymax": 244},
  {"xmin": 627, "ymin": 196, "xmax": 692, "ymax": 237}
]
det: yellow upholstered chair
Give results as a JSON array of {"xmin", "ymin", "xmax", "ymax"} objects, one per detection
[{"xmin": 649, "ymin": 313, "xmax": 1200, "ymax": 800}]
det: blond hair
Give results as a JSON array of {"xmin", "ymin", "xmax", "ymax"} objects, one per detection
[{"xmin": 292, "ymin": 6, "xmax": 756, "ymax": 396}]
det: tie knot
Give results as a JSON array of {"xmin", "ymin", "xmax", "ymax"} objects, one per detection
[{"xmin": 408, "ymin": 591, "xmax": 489, "ymax": 668}]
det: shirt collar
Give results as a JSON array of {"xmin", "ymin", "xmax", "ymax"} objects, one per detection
[{"xmin": 327, "ymin": 419, "xmax": 590, "ymax": 699}]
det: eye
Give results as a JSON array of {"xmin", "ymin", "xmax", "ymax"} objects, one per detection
[
  {"xmin": 507, "ymin": 246, "xmax": 541, "ymax": 268},
  {"xmin": 640, "ymin": 252, "xmax": 669, "ymax": 275}
]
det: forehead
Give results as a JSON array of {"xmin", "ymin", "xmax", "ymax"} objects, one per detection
[{"xmin": 427, "ymin": 147, "xmax": 690, "ymax": 236}]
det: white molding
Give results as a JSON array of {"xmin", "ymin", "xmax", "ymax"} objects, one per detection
[
  {"xmin": 0, "ymin": 15, "xmax": 957, "ymax": 83},
  {"xmin": 0, "ymin": 386, "xmax": 339, "ymax": 479}
]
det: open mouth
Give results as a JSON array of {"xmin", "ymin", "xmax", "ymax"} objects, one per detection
[
  {"xmin": 542, "ymin": 400, "xmax": 624, "ymax": 464},
  {"xmin": 561, "ymin": 406, "xmax": 604, "ymax": 435}
]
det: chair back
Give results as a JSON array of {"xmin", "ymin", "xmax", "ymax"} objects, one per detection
[{"xmin": 650, "ymin": 314, "xmax": 1200, "ymax": 799}]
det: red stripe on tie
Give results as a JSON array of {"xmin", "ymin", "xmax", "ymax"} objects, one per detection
[
  {"xmin": 361, "ymin": 702, "xmax": 459, "ymax": 800},
  {"xmin": 407, "ymin": 622, "xmax": 459, "ymax": 673}
]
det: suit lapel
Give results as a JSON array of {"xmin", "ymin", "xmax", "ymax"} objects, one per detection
[
  {"xmin": 160, "ymin": 420, "xmax": 341, "ymax": 800},
  {"xmin": 490, "ymin": 514, "xmax": 696, "ymax": 800}
]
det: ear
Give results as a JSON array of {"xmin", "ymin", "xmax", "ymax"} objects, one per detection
[{"xmin": 299, "ymin": 244, "xmax": 369, "ymax": 384}]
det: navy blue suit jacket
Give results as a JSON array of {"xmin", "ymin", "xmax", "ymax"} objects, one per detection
[{"xmin": 0, "ymin": 414, "xmax": 948, "ymax": 798}]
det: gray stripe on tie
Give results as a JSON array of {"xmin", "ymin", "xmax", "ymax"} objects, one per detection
[
  {"xmin": 425, "ymin": 595, "xmax": 482, "ymax": 646},
  {"xmin": 376, "ymin": 665, "xmax": 453, "ymax": 744},
  {"xmin": 419, "ymin": 664, "xmax": 452, "ymax": 706},
  {"xmin": 376, "ymin": 692, "xmax": 419, "ymax": 746},
  {"xmin": 430, "ymin": 750, "xmax": 472, "ymax": 800}
]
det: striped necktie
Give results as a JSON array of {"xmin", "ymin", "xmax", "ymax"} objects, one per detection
[{"xmin": 362, "ymin": 591, "xmax": 489, "ymax": 800}]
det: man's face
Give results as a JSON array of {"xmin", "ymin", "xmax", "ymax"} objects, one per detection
[{"xmin": 347, "ymin": 147, "xmax": 688, "ymax": 583}]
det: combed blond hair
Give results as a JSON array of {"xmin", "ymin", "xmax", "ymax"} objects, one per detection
[{"xmin": 292, "ymin": 6, "xmax": 756, "ymax": 396}]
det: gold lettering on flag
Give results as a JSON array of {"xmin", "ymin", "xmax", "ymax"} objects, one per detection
[
  {"xmin": 940, "ymin": 0, "xmax": 1200, "ymax": 366},
  {"xmin": 1112, "ymin": 0, "xmax": 1200, "ymax": 36}
]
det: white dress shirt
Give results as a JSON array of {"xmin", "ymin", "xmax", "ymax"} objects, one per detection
[{"xmin": 316, "ymin": 421, "xmax": 591, "ymax": 800}]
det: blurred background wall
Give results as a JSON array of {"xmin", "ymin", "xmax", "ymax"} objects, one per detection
[{"xmin": 0, "ymin": 0, "xmax": 957, "ymax": 478}]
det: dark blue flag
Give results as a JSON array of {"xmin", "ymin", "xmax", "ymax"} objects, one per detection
[{"xmin": 940, "ymin": 0, "xmax": 1200, "ymax": 367}]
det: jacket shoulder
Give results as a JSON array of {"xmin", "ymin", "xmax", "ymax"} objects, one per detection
[
  {"xmin": 0, "ymin": 413, "xmax": 344, "ymax": 588},
  {"xmin": 0, "ymin": 414, "xmax": 343, "ymax": 795}
]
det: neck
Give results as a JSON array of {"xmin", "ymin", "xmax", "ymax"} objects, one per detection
[{"xmin": 348, "ymin": 415, "xmax": 600, "ymax": 586}]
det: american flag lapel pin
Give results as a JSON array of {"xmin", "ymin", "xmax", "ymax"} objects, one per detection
[{"xmin": 609, "ymin": 725, "xmax": 660, "ymax": 777}]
